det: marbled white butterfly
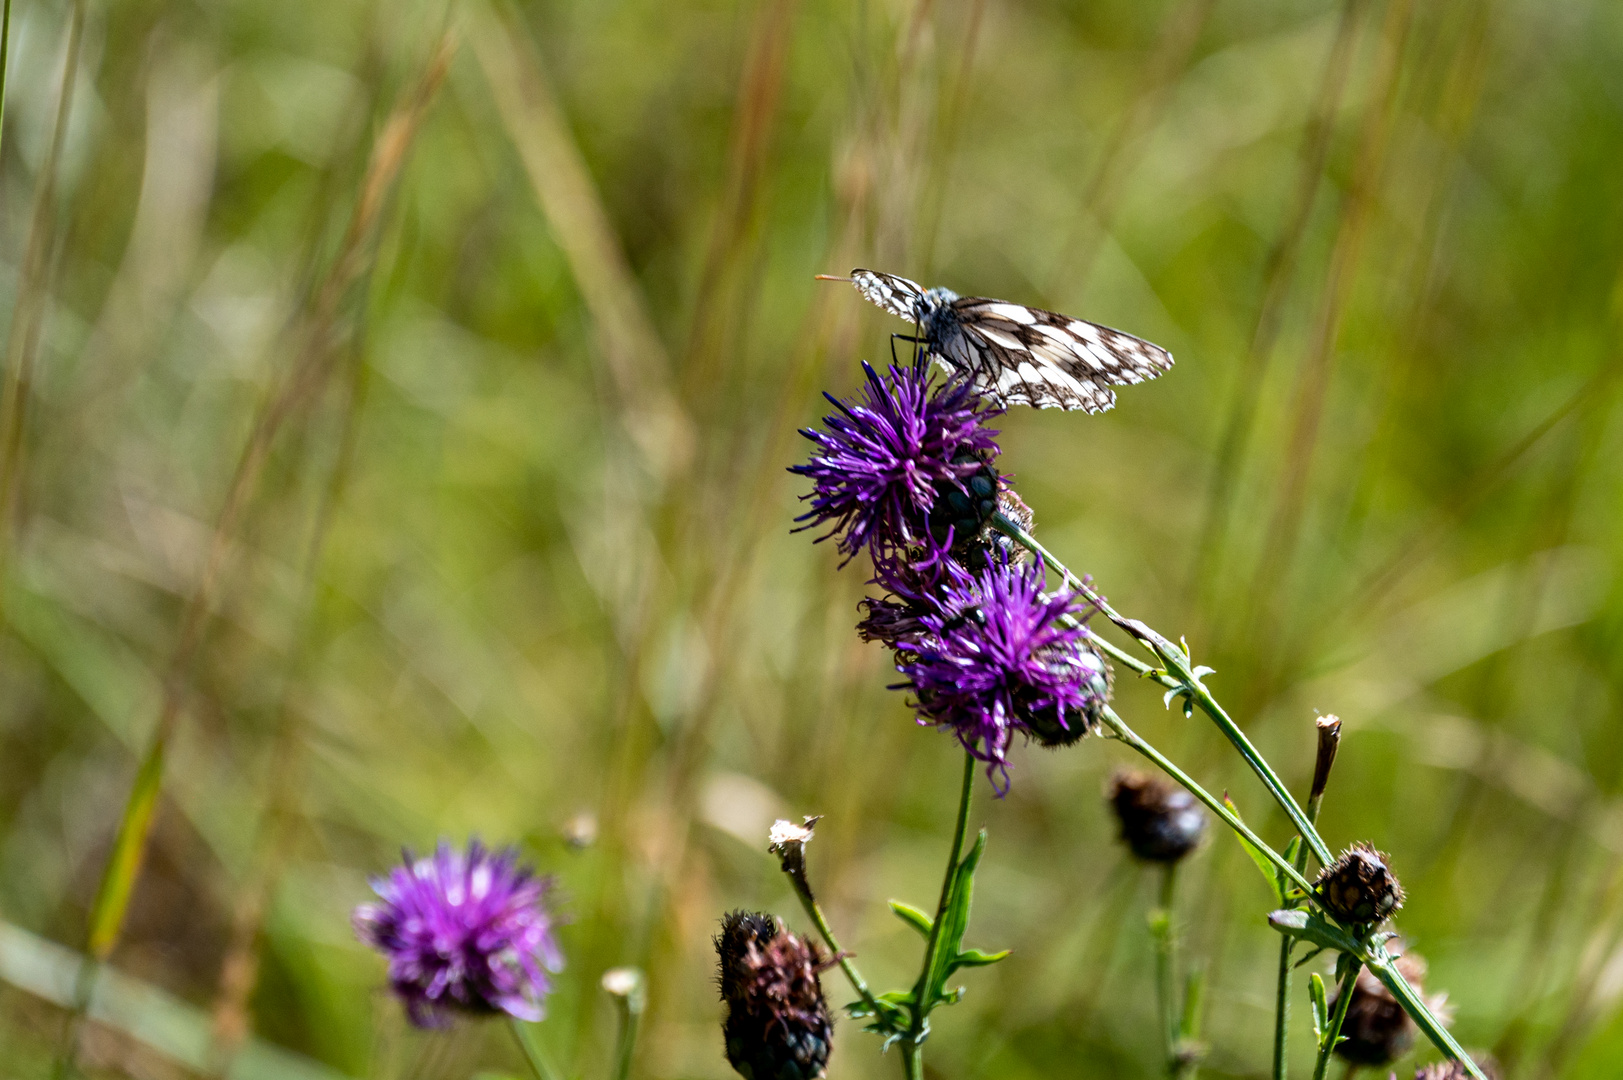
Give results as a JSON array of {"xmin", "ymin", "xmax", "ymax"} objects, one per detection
[{"xmin": 819, "ymin": 268, "xmax": 1173, "ymax": 413}]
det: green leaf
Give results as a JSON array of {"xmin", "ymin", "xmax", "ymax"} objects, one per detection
[
  {"xmin": 1225, "ymin": 794, "xmax": 1286, "ymax": 903},
  {"xmin": 1267, "ymin": 908, "xmax": 1360, "ymax": 956},
  {"xmin": 1309, "ymin": 972, "xmax": 1329, "ymax": 1043},
  {"xmin": 949, "ymin": 948, "xmax": 1011, "ymax": 970},
  {"xmin": 889, "ymin": 900, "xmax": 934, "ymax": 940}
]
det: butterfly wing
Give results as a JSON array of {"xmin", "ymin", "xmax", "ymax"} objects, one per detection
[
  {"xmin": 945, "ymin": 298, "xmax": 1174, "ymax": 412},
  {"xmin": 850, "ymin": 269, "xmax": 926, "ymax": 323}
]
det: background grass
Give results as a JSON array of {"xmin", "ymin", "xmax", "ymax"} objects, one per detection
[{"xmin": 0, "ymin": 0, "xmax": 1621, "ymax": 1077}]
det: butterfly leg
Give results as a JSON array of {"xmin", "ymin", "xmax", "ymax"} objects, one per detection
[{"xmin": 890, "ymin": 333, "xmax": 924, "ymax": 367}]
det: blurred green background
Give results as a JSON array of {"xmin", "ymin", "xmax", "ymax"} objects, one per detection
[{"xmin": 0, "ymin": 0, "xmax": 1621, "ymax": 1076}]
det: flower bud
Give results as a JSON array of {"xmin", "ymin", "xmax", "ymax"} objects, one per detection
[
  {"xmin": 1107, "ymin": 771, "xmax": 1207, "ymax": 864},
  {"xmin": 928, "ymin": 452, "xmax": 1000, "ymax": 552},
  {"xmin": 716, "ymin": 911, "xmax": 833, "ymax": 1080},
  {"xmin": 1331, "ymin": 954, "xmax": 1441, "ymax": 1066},
  {"xmin": 1315, "ymin": 843, "xmax": 1405, "ymax": 926},
  {"xmin": 1023, "ymin": 640, "xmax": 1112, "ymax": 748}
]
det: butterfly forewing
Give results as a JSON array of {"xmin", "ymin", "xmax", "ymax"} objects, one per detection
[{"xmin": 851, "ymin": 269, "xmax": 925, "ymax": 323}]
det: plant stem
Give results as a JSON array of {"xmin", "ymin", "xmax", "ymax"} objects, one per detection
[
  {"xmin": 781, "ymin": 843, "xmax": 882, "ymax": 1018},
  {"xmin": 1312, "ymin": 959, "xmax": 1360, "ymax": 1080},
  {"xmin": 1099, "ymin": 707, "xmax": 1315, "ymax": 896},
  {"xmin": 993, "ymin": 513, "xmax": 1332, "ymax": 866},
  {"xmin": 1153, "ymin": 864, "xmax": 1180, "ymax": 1076},
  {"xmin": 510, "ymin": 1020, "xmax": 563, "ymax": 1080},
  {"xmin": 1272, "ymin": 931, "xmax": 1295, "ymax": 1080},
  {"xmin": 901, "ymin": 750, "xmax": 977, "ymax": 1073},
  {"xmin": 0, "ymin": 0, "xmax": 13, "ymax": 170}
]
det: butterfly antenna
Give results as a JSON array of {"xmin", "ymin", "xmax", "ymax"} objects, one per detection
[{"xmin": 814, "ymin": 274, "xmax": 852, "ymax": 282}]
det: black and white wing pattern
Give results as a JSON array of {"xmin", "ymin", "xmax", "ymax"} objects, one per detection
[
  {"xmin": 839, "ymin": 268, "xmax": 1174, "ymax": 413},
  {"xmin": 942, "ymin": 296, "xmax": 1173, "ymax": 413}
]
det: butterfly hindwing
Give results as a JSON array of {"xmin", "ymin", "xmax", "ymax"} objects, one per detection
[{"xmin": 947, "ymin": 298, "xmax": 1173, "ymax": 412}]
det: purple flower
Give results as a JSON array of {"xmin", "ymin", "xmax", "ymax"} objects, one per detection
[
  {"xmin": 791, "ymin": 360, "xmax": 1001, "ymax": 564},
  {"xmin": 354, "ymin": 840, "xmax": 563, "ymax": 1027},
  {"xmin": 896, "ymin": 556, "xmax": 1109, "ymax": 793}
]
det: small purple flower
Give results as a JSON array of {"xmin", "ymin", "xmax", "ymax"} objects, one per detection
[
  {"xmin": 791, "ymin": 360, "xmax": 1001, "ymax": 563},
  {"xmin": 354, "ymin": 840, "xmax": 563, "ymax": 1027},
  {"xmin": 896, "ymin": 556, "xmax": 1108, "ymax": 793}
]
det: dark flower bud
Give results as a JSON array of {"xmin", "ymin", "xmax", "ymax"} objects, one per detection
[
  {"xmin": 1315, "ymin": 843, "xmax": 1405, "ymax": 926},
  {"xmin": 1331, "ymin": 954, "xmax": 1443, "ymax": 1067},
  {"xmin": 1416, "ymin": 1056, "xmax": 1499, "ymax": 1080},
  {"xmin": 928, "ymin": 452, "xmax": 1000, "ymax": 552},
  {"xmin": 1024, "ymin": 641, "xmax": 1113, "ymax": 747},
  {"xmin": 716, "ymin": 911, "xmax": 833, "ymax": 1080},
  {"xmin": 1107, "ymin": 771, "xmax": 1207, "ymax": 863}
]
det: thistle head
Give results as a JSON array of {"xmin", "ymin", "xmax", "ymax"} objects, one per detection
[
  {"xmin": 716, "ymin": 912, "xmax": 834, "ymax": 1080},
  {"xmin": 792, "ymin": 360, "xmax": 1001, "ymax": 564},
  {"xmin": 895, "ymin": 554, "xmax": 1107, "ymax": 792},
  {"xmin": 1315, "ymin": 843, "xmax": 1405, "ymax": 927},
  {"xmin": 1107, "ymin": 770, "xmax": 1206, "ymax": 864},
  {"xmin": 353, "ymin": 840, "xmax": 563, "ymax": 1027}
]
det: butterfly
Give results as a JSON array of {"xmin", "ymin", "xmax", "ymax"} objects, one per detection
[{"xmin": 818, "ymin": 268, "xmax": 1173, "ymax": 412}]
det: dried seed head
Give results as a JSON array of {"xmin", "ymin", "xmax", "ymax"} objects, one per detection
[
  {"xmin": 1415, "ymin": 1056, "xmax": 1499, "ymax": 1080},
  {"xmin": 1315, "ymin": 843, "xmax": 1405, "ymax": 926},
  {"xmin": 716, "ymin": 912, "xmax": 833, "ymax": 1080},
  {"xmin": 1331, "ymin": 954, "xmax": 1440, "ymax": 1066},
  {"xmin": 1107, "ymin": 770, "xmax": 1207, "ymax": 864}
]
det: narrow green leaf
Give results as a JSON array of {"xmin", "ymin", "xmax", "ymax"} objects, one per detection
[
  {"xmin": 1267, "ymin": 908, "xmax": 1360, "ymax": 956},
  {"xmin": 1224, "ymin": 794, "xmax": 1286, "ymax": 903},
  {"xmin": 949, "ymin": 948, "xmax": 1011, "ymax": 969},
  {"xmin": 1309, "ymin": 972, "xmax": 1329, "ymax": 1043},
  {"xmin": 88, "ymin": 740, "xmax": 168, "ymax": 959},
  {"xmin": 1180, "ymin": 967, "xmax": 1205, "ymax": 1040},
  {"xmin": 889, "ymin": 900, "xmax": 933, "ymax": 940}
]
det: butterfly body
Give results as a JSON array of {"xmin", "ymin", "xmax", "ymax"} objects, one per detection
[{"xmin": 841, "ymin": 269, "xmax": 1173, "ymax": 413}]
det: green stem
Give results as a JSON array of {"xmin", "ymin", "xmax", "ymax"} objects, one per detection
[
  {"xmin": 993, "ymin": 513, "xmax": 1332, "ymax": 866},
  {"xmin": 1365, "ymin": 956, "xmax": 1485, "ymax": 1078},
  {"xmin": 0, "ymin": 0, "xmax": 13, "ymax": 169},
  {"xmin": 1275, "ymin": 793, "xmax": 1326, "ymax": 1079},
  {"xmin": 1100, "ymin": 707, "xmax": 1316, "ymax": 896},
  {"xmin": 1153, "ymin": 864, "xmax": 1180, "ymax": 1076},
  {"xmin": 782, "ymin": 848, "xmax": 882, "ymax": 1019},
  {"xmin": 611, "ymin": 1002, "xmax": 640, "ymax": 1080},
  {"xmin": 902, "ymin": 750, "xmax": 977, "ymax": 1071},
  {"xmin": 509, "ymin": 1020, "xmax": 563, "ymax": 1080},
  {"xmin": 1312, "ymin": 959, "xmax": 1360, "ymax": 1080},
  {"xmin": 1272, "ymin": 932, "xmax": 1295, "ymax": 1080}
]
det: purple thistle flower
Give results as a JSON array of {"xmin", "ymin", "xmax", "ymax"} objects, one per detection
[
  {"xmin": 791, "ymin": 360, "xmax": 1001, "ymax": 564},
  {"xmin": 896, "ymin": 556, "xmax": 1109, "ymax": 793},
  {"xmin": 353, "ymin": 840, "xmax": 563, "ymax": 1027}
]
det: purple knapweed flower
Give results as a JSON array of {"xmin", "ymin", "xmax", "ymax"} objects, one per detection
[
  {"xmin": 354, "ymin": 840, "xmax": 563, "ymax": 1027},
  {"xmin": 791, "ymin": 359, "xmax": 1001, "ymax": 564},
  {"xmin": 896, "ymin": 555, "xmax": 1109, "ymax": 793}
]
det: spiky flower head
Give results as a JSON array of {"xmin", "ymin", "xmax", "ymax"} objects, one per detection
[
  {"xmin": 895, "ymin": 554, "xmax": 1107, "ymax": 792},
  {"xmin": 1107, "ymin": 770, "xmax": 1207, "ymax": 864},
  {"xmin": 353, "ymin": 840, "xmax": 563, "ymax": 1027},
  {"xmin": 792, "ymin": 360, "xmax": 1001, "ymax": 564},
  {"xmin": 1331, "ymin": 953, "xmax": 1442, "ymax": 1066},
  {"xmin": 716, "ymin": 911, "xmax": 833, "ymax": 1080},
  {"xmin": 1315, "ymin": 843, "xmax": 1405, "ymax": 926}
]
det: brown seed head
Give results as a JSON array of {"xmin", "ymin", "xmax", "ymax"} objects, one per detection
[
  {"xmin": 1316, "ymin": 843, "xmax": 1405, "ymax": 926},
  {"xmin": 1332, "ymin": 953, "xmax": 1441, "ymax": 1066},
  {"xmin": 1107, "ymin": 770, "xmax": 1206, "ymax": 864},
  {"xmin": 715, "ymin": 911, "xmax": 833, "ymax": 1080}
]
